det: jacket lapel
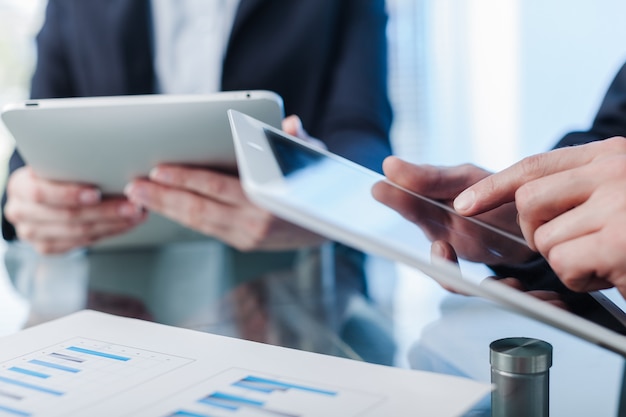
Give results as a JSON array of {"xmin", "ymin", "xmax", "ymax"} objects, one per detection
[{"xmin": 119, "ymin": 0, "xmax": 155, "ymax": 94}]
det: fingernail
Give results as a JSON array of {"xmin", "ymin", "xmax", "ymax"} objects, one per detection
[
  {"xmin": 124, "ymin": 183, "xmax": 147, "ymax": 201},
  {"xmin": 453, "ymin": 190, "xmax": 475, "ymax": 212},
  {"xmin": 79, "ymin": 189, "xmax": 101, "ymax": 204},
  {"xmin": 294, "ymin": 116, "xmax": 304, "ymax": 136},
  {"xmin": 431, "ymin": 241, "xmax": 445, "ymax": 258},
  {"xmin": 123, "ymin": 183, "xmax": 134, "ymax": 197},
  {"xmin": 150, "ymin": 167, "xmax": 171, "ymax": 183},
  {"xmin": 119, "ymin": 203, "xmax": 142, "ymax": 218}
]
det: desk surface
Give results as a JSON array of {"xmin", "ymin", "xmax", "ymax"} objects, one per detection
[{"xmin": 0, "ymin": 240, "xmax": 623, "ymax": 416}]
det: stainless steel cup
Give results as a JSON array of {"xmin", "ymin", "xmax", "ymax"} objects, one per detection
[{"xmin": 490, "ymin": 337, "xmax": 553, "ymax": 417}]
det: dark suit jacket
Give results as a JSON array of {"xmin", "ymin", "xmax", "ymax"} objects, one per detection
[{"xmin": 3, "ymin": 0, "xmax": 392, "ymax": 240}]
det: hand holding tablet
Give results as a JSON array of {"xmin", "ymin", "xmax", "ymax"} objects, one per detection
[
  {"xmin": 370, "ymin": 177, "xmax": 532, "ymax": 265},
  {"xmin": 1, "ymin": 91, "xmax": 285, "ymax": 250},
  {"xmin": 452, "ymin": 137, "xmax": 626, "ymax": 298},
  {"xmin": 228, "ymin": 109, "xmax": 626, "ymax": 356},
  {"xmin": 4, "ymin": 166, "xmax": 147, "ymax": 254},
  {"xmin": 123, "ymin": 157, "xmax": 326, "ymax": 252}
]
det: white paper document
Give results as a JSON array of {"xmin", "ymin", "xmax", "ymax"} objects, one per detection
[{"xmin": 0, "ymin": 310, "xmax": 491, "ymax": 417}]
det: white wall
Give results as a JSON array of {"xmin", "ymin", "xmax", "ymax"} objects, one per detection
[{"xmin": 518, "ymin": 0, "xmax": 626, "ymax": 157}]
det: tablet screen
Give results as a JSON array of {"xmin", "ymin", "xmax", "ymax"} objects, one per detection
[{"xmin": 260, "ymin": 127, "xmax": 626, "ymax": 336}]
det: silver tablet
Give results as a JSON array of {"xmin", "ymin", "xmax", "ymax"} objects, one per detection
[
  {"xmin": 228, "ymin": 109, "xmax": 626, "ymax": 357},
  {"xmin": 1, "ymin": 91, "xmax": 284, "ymax": 249}
]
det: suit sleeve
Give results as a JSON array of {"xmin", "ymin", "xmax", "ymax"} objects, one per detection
[
  {"xmin": 2, "ymin": 0, "xmax": 75, "ymax": 240},
  {"xmin": 316, "ymin": 0, "xmax": 393, "ymax": 173},
  {"xmin": 554, "ymin": 62, "xmax": 626, "ymax": 148}
]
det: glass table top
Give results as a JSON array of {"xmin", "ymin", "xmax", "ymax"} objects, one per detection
[{"xmin": 0, "ymin": 240, "xmax": 624, "ymax": 417}]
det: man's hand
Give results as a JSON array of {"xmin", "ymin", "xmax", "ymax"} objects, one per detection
[
  {"xmin": 381, "ymin": 156, "xmax": 532, "ymax": 264},
  {"xmin": 5, "ymin": 167, "xmax": 146, "ymax": 254},
  {"xmin": 453, "ymin": 137, "xmax": 626, "ymax": 297},
  {"xmin": 123, "ymin": 115, "xmax": 326, "ymax": 251}
]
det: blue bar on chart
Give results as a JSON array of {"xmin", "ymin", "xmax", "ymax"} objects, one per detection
[
  {"xmin": 200, "ymin": 392, "xmax": 298, "ymax": 417},
  {"xmin": 8, "ymin": 368, "xmax": 50, "ymax": 380},
  {"xmin": 0, "ymin": 376, "xmax": 64, "ymax": 397},
  {"xmin": 0, "ymin": 404, "xmax": 31, "ymax": 417},
  {"xmin": 28, "ymin": 360, "xmax": 80, "ymax": 374},
  {"xmin": 233, "ymin": 376, "xmax": 337, "ymax": 396},
  {"xmin": 135, "ymin": 369, "xmax": 386, "ymax": 417},
  {"xmin": 167, "ymin": 410, "xmax": 216, "ymax": 417},
  {"xmin": 200, "ymin": 392, "xmax": 261, "ymax": 411},
  {"xmin": 66, "ymin": 346, "xmax": 131, "ymax": 362}
]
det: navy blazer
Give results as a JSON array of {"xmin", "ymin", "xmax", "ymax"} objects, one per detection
[{"xmin": 3, "ymin": 0, "xmax": 393, "ymax": 240}]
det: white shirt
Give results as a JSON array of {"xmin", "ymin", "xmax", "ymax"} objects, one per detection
[{"xmin": 151, "ymin": 0, "xmax": 241, "ymax": 94}]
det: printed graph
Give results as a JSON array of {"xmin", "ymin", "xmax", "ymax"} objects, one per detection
[
  {"xmin": 137, "ymin": 368, "xmax": 384, "ymax": 417},
  {"xmin": 0, "ymin": 338, "xmax": 193, "ymax": 417}
]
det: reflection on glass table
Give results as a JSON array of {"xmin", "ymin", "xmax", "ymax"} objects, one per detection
[
  {"xmin": 1, "ymin": 240, "xmax": 625, "ymax": 416},
  {"xmin": 2, "ymin": 240, "xmax": 395, "ymax": 365}
]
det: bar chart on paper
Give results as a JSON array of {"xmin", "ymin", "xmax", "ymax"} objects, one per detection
[
  {"xmin": 136, "ymin": 368, "xmax": 385, "ymax": 417},
  {"xmin": 0, "ymin": 338, "xmax": 193, "ymax": 417},
  {"xmin": 0, "ymin": 312, "xmax": 493, "ymax": 417}
]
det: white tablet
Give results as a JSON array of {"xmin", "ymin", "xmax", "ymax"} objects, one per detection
[
  {"xmin": 1, "ymin": 91, "xmax": 284, "ymax": 249},
  {"xmin": 228, "ymin": 109, "xmax": 626, "ymax": 357}
]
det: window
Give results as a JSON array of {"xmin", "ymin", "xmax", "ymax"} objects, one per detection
[{"xmin": 387, "ymin": 0, "xmax": 626, "ymax": 171}]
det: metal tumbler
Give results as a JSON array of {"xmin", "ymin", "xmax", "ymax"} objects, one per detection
[{"xmin": 490, "ymin": 337, "xmax": 553, "ymax": 417}]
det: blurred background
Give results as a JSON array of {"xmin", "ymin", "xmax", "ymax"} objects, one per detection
[
  {"xmin": 387, "ymin": 0, "xmax": 626, "ymax": 169},
  {"xmin": 0, "ymin": 0, "xmax": 44, "ymax": 187},
  {"xmin": 2, "ymin": 0, "xmax": 626, "ymax": 187}
]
